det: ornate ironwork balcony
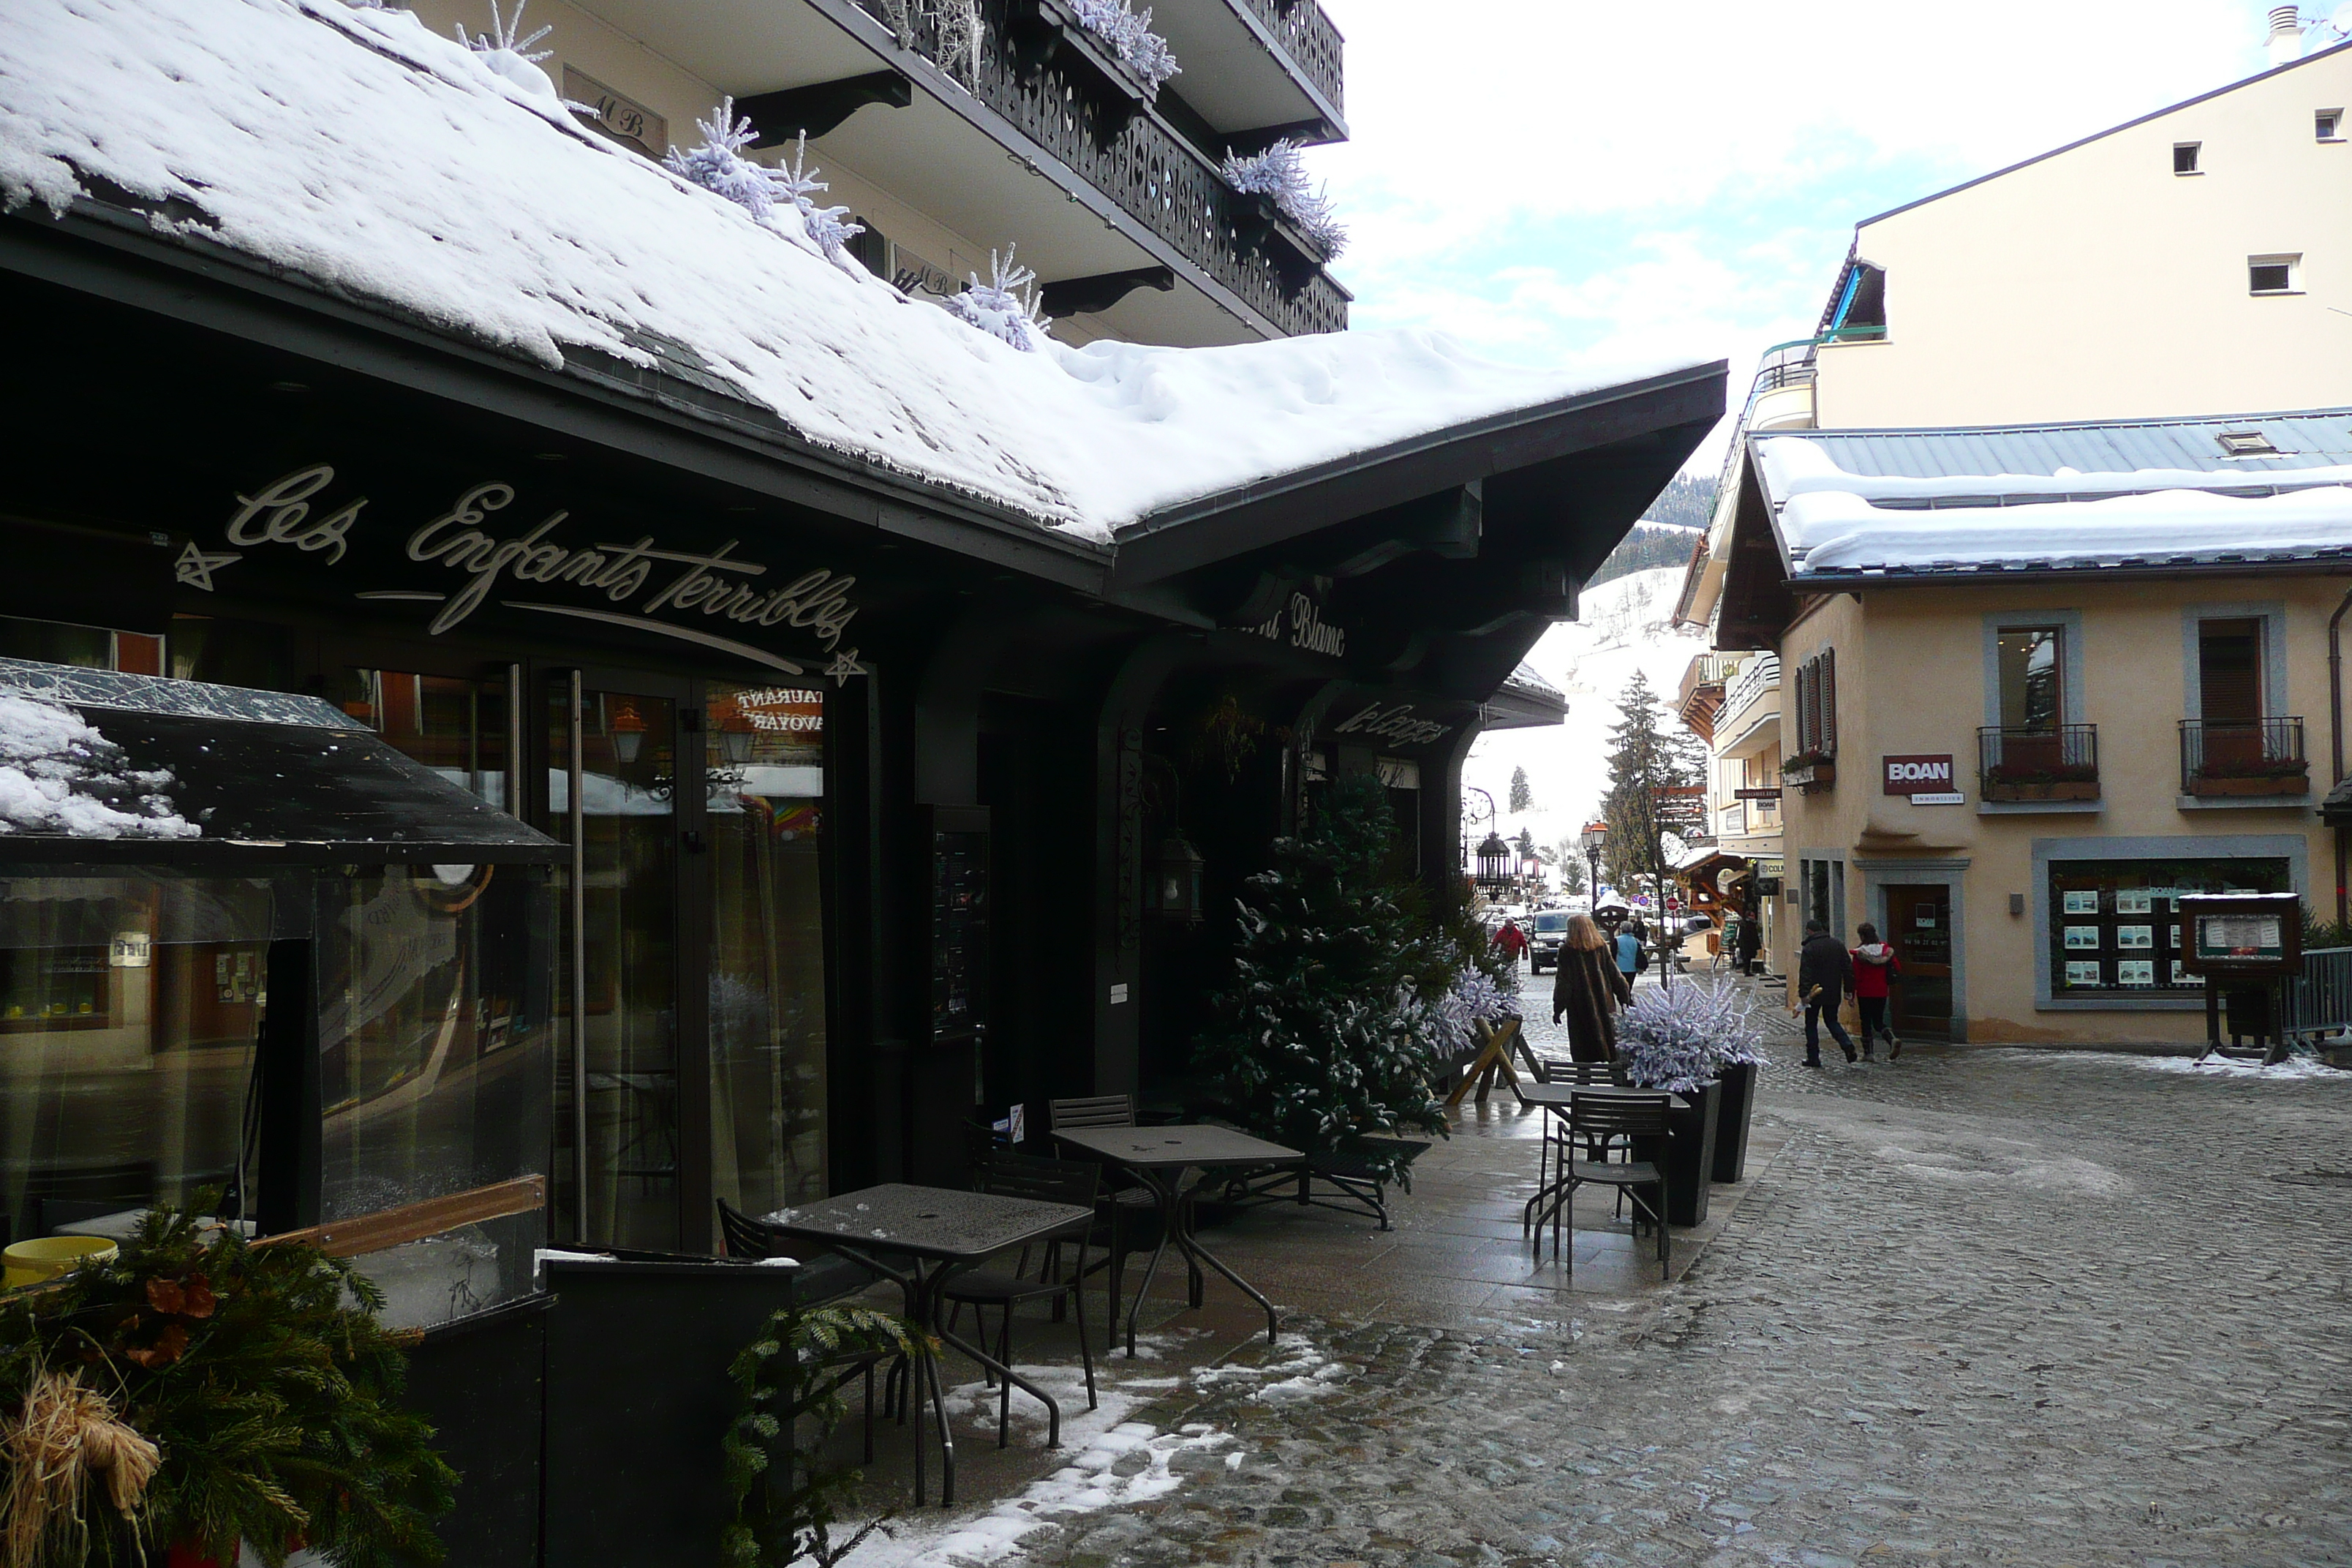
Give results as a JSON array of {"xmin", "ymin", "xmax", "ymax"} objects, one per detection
[
  {"xmin": 852, "ymin": 0, "xmax": 1347, "ymax": 339},
  {"xmin": 1978, "ymin": 724, "xmax": 2100, "ymax": 802},
  {"xmin": 2179, "ymin": 717, "xmax": 2307, "ymax": 796},
  {"xmin": 1230, "ymin": 0, "xmax": 1345, "ymax": 116}
]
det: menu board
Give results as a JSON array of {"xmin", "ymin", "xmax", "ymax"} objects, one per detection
[{"xmin": 929, "ymin": 807, "xmax": 990, "ymax": 1044}]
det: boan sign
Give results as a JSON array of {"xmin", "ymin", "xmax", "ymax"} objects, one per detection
[{"xmin": 1882, "ymin": 753, "xmax": 1962, "ymax": 804}]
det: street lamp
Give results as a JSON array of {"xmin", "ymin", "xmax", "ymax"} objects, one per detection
[
  {"xmin": 1579, "ymin": 821, "xmax": 1606, "ymax": 903},
  {"xmin": 1475, "ymin": 832, "xmax": 1511, "ymax": 890}
]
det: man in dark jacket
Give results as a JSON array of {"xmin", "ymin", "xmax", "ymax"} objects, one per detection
[{"xmin": 1795, "ymin": 919, "xmax": 1858, "ymax": 1067}]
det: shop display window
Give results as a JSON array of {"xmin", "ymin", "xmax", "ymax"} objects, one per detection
[{"xmin": 2047, "ymin": 858, "xmax": 2290, "ymax": 995}]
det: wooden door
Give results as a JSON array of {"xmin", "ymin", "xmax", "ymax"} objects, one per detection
[{"xmin": 1884, "ymin": 885, "xmax": 1953, "ymax": 1038}]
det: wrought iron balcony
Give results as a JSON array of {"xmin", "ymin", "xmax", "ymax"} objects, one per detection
[
  {"xmin": 849, "ymin": 0, "xmax": 1347, "ymax": 339},
  {"xmin": 1978, "ymin": 724, "xmax": 2099, "ymax": 802},
  {"xmin": 2179, "ymin": 717, "xmax": 2308, "ymax": 796},
  {"xmin": 1229, "ymin": 0, "xmax": 1344, "ymax": 115}
]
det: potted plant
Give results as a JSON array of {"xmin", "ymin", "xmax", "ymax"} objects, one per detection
[
  {"xmin": 2187, "ymin": 755, "xmax": 2309, "ymax": 797},
  {"xmin": 1779, "ymin": 750, "xmax": 1836, "ymax": 794},
  {"xmin": 0, "ymin": 1205, "xmax": 455, "ymax": 1568},
  {"xmin": 1615, "ymin": 980, "xmax": 1769, "ymax": 1218},
  {"xmin": 1981, "ymin": 761, "xmax": 2099, "ymax": 802}
]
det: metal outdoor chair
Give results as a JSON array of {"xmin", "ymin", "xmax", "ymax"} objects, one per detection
[
  {"xmin": 1046, "ymin": 1095, "xmax": 1172, "ymax": 1343},
  {"xmin": 715, "ymin": 1196, "xmax": 910, "ymax": 1461},
  {"xmin": 1540, "ymin": 1090, "xmax": 1675, "ymax": 1279},
  {"xmin": 939, "ymin": 1156, "xmax": 1101, "ymax": 1447},
  {"xmin": 1519, "ymin": 1060, "xmax": 1629, "ymax": 1237}
]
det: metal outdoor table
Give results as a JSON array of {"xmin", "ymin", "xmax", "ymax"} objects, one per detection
[
  {"xmin": 766, "ymin": 1183, "xmax": 1090, "ymax": 1506},
  {"xmin": 1052, "ymin": 1123, "xmax": 1300, "ymax": 1355}
]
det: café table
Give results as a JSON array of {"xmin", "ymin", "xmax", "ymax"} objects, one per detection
[
  {"xmin": 765, "ymin": 1182, "xmax": 1091, "ymax": 1506},
  {"xmin": 1050, "ymin": 1123, "xmax": 1300, "ymax": 1356},
  {"xmin": 1510, "ymin": 1079, "xmax": 1655, "ymax": 1241}
]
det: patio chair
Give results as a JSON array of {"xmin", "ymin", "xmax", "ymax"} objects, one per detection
[
  {"xmin": 1540, "ymin": 1089, "xmax": 1674, "ymax": 1280},
  {"xmin": 1518, "ymin": 1062, "xmax": 1624, "ymax": 1236},
  {"xmin": 1047, "ymin": 1096, "xmax": 1169, "ymax": 1342},
  {"xmin": 939, "ymin": 1156, "xmax": 1101, "ymax": 1447},
  {"xmin": 716, "ymin": 1196, "xmax": 908, "ymax": 1458}
]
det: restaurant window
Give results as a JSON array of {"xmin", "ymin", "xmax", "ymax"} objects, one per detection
[
  {"xmin": 1792, "ymin": 648, "xmax": 1837, "ymax": 758},
  {"xmin": 1996, "ymin": 626, "xmax": 2063, "ymax": 731},
  {"xmin": 328, "ymin": 668, "xmax": 512, "ymax": 807},
  {"xmin": 2047, "ymin": 857, "xmax": 2288, "ymax": 994},
  {"xmin": 0, "ymin": 874, "xmax": 276, "ymax": 1250},
  {"xmin": 706, "ymin": 685, "xmax": 829, "ymax": 1217}
]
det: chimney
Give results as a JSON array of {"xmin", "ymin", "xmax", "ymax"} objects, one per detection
[{"xmin": 2267, "ymin": 4, "xmax": 2305, "ymax": 66}]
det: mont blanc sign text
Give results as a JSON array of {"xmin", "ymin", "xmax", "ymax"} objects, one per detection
[{"xmin": 186, "ymin": 464, "xmax": 860, "ymax": 678}]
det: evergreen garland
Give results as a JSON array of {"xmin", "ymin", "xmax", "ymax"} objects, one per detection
[
  {"xmin": 1199, "ymin": 774, "xmax": 1459, "ymax": 1179},
  {"xmin": 0, "ymin": 1205, "xmax": 455, "ymax": 1568},
  {"xmin": 720, "ymin": 1305, "xmax": 932, "ymax": 1568}
]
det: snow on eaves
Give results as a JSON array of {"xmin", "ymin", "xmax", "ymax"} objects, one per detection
[
  {"xmin": 1757, "ymin": 437, "xmax": 2352, "ymax": 576},
  {"xmin": 0, "ymin": 0, "xmax": 1692, "ymax": 543}
]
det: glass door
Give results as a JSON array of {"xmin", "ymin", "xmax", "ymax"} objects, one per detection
[
  {"xmin": 1885, "ymin": 885, "xmax": 1953, "ymax": 1039},
  {"xmin": 551, "ymin": 678, "xmax": 683, "ymax": 1249}
]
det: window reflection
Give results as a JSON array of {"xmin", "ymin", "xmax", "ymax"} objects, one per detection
[
  {"xmin": 328, "ymin": 668, "xmax": 510, "ymax": 807},
  {"xmin": 707, "ymin": 685, "xmax": 827, "ymax": 1218}
]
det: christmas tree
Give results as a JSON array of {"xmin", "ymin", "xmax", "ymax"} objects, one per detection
[
  {"xmin": 1199, "ymin": 774, "xmax": 1457, "ymax": 1173},
  {"xmin": 1508, "ymin": 765, "xmax": 1533, "ymax": 813},
  {"xmin": 1599, "ymin": 669, "xmax": 1706, "ymax": 919}
]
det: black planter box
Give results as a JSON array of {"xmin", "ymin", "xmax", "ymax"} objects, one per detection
[
  {"xmin": 1632, "ymin": 1080, "xmax": 1721, "ymax": 1228},
  {"xmin": 1713, "ymin": 1061, "xmax": 1757, "ymax": 1184}
]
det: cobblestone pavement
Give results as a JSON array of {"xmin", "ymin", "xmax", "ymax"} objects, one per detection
[{"xmin": 966, "ymin": 1043, "xmax": 2352, "ymax": 1568}]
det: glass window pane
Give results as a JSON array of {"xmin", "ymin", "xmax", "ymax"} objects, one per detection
[
  {"xmin": 1997, "ymin": 627, "xmax": 2062, "ymax": 731},
  {"xmin": 0, "ymin": 874, "xmax": 279, "ymax": 1248},
  {"xmin": 328, "ymin": 669, "xmax": 510, "ymax": 809},
  {"xmin": 706, "ymin": 685, "xmax": 828, "ymax": 1218}
]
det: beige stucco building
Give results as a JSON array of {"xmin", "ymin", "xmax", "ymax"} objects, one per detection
[{"xmin": 1703, "ymin": 415, "xmax": 2351, "ymax": 1044}]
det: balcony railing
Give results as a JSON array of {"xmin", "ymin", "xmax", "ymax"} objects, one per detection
[
  {"xmin": 2179, "ymin": 717, "xmax": 2308, "ymax": 796},
  {"xmin": 853, "ymin": 0, "xmax": 1347, "ymax": 339},
  {"xmin": 1231, "ymin": 0, "xmax": 1344, "ymax": 114},
  {"xmin": 1978, "ymin": 724, "xmax": 2100, "ymax": 802},
  {"xmin": 1720, "ymin": 653, "xmax": 1781, "ymax": 728}
]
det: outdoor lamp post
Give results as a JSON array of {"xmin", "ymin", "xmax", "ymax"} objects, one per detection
[
  {"xmin": 1580, "ymin": 821, "xmax": 1606, "ymax": 902},
  {"xmin": 1475, "ymin": 832, "xmax": 1511, "ymax": 890}
]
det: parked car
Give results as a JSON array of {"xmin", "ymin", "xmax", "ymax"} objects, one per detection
[{"xmin": 1528, "ymin": 908, "xmax": 1571, "ymax": 973}]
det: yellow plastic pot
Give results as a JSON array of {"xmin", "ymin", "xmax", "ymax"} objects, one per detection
[{"xmin": 4, "ymin": 1235, "xmax": 118, "ymax": 1289}]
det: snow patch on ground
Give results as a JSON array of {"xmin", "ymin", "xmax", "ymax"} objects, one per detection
[
  {"xmin": 0, "ymin": 692, "xmax": 199, "ymax": 839},
  {"xmin": 837, "ymin": 1331, "xmax": 1350, "ymax": 1567},
  {"xmin": 2076, "ymin": 1049, "xmax": 2351, "ymax": 1082}
]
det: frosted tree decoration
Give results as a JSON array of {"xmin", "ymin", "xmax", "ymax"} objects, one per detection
[
  {"xmin": 942, "ymin": 247, "xmax": 1052, "ymax": 351},
  {"xmin": 1428, "ymin": 968, "xmax": 1518, "ymax": 1057},
  {"xmin": 666, "ymin": 105, "xmax": 866, "ymax": 261},
  {"xmin": 1221, "ymin": 137, "xmax": 1346, "ymax": 260},
  {"xmin": 453, "ymin": 0, "xmax": 559, "ymax": 99},
  {"xmin": 665, "ymin": 99, "xmax": 782, "ymax": 222},
  {"xmin": 1615, "ymin": 979, "xmax": 1768, "ymax": 1095},
  {"xmin": 1068, "ymin": 0, "xmax": 1181, "ymax": 91},
  {"xmin": 776, "ymin": 133, "xmax": 864, "ymax": 262}
]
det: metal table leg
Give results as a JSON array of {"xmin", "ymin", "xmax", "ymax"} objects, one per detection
[{"xmin": 1115, "ymin": 1166, "xmax": 1279, "ymax": 1352}]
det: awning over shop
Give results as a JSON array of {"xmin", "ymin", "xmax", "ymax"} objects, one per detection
[{"xmin": 0, "ymin": 658, "xmax": 561, "ymax": 864}]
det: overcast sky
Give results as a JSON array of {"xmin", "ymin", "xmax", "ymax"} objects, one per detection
[{"xmin": 1308, "ymin": 1, "xmax": 2292, "ymax": 475}]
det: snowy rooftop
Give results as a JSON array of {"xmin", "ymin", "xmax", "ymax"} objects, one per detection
[
  {"xmin": 1752, "ymin": 413, "xmax": 2352, "ymax": 579},
  {"xmin": 0, "ymin": 0, "xmax": 1702, "ymax": 545}
]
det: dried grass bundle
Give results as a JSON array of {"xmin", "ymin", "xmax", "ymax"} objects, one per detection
[{"xmin": 0, "ymin": 1368, "xmax": 159, "ymax": 1568}]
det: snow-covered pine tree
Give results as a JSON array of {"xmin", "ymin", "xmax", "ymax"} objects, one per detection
[
  {"xmin": 1508, "ymin": 765, "xmax": 1533, "ymax": 813},
  {"xmin": 941, "ymin": 246, "xmax": 1052, "ymax": 350},
  {"xmin": 1068, "ymin": 0, "xmax": 1181, "ymax": 90},
  {"xmin": 1599, "ymin": 670, "xmax": 1705, "ymax": 914},
  {"xmin": 1218, "ymin": 138, "xmax": 1346, "ymax": 260},
  {"xmin": 1199, "ymin": 774, "xmax": 1455, "ymax": 1178}
]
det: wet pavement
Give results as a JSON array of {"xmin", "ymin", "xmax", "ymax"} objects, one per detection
[{"xmin": 829, "ymin": 982, "xmax": 2352, "ymax": 1568}]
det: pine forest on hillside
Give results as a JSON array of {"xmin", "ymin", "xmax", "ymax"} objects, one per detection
[{"xmin": 1588, "ymin": 472, "xmax": 1714, "ymax": 587}]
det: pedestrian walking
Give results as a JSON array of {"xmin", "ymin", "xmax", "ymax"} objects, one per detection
[
  {"xmin": 1736, "ymin": 909, "xmax": 1763, "ymax": 976},
  {"xmin": 1795, "ymin": 919, "xmax": 1858, "ymax": 1067},
  {"xmin": 1850, "ymin": 921, "xmax": 1902, "ymax": 1060},
  {"xmin": 1493, "ymin": 918, "xmax": 1530, "ymax": 965},
  {"xmin": 1550, "ymin": 913, "xmax": 1632, "ymax": 1062},
  {"xmin": 1610, "ymin": 919, "xmax": 1643, "ymax": 988}
]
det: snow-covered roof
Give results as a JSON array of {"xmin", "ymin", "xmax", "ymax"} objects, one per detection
[
  {"xmin": 0, "ymin": 0, "xmax": 1701, "ymax": 546},
  {"xmin": 1751, "ymin": 414, "xmax": 2352, "ymax": 580},
  {"xmin": 1499, "ymin": 662, "xmax": 1564, "ymax": 704}
]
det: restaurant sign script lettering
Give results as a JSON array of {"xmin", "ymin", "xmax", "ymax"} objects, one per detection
[{"xmin": 187, "ymin": 465, "xmax": 859, "ymax": 678}]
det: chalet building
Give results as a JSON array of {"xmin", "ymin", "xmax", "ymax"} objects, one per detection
[
  {"xmin": 1698, "ymin": 412, "xmax": 2351, "ymax": 1045},
  {"xmin": 1672, "ymin": 18, "xmax": 2352, "ymax": 990},
  {"xmin": 0, "ymin": 2, "xmax": 1719, "ymax": 1554}
]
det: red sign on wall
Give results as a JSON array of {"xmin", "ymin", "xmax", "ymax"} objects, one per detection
[{"xmin": 1882, "ymin": 754, "xmax": 1955, "ymax": 794}]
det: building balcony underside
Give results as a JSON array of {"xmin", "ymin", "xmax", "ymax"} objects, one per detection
[
  {"xmin": 1714, "ymin": 696, "xmax": 1781, "ymax": 761},
  {"xmin": 570, "ymin": 0, "xmax": 1347, "ymax": 344}
]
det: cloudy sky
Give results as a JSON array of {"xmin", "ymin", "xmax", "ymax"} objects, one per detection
[{"xmin": 1308, "ymin": 0, "xmax": 2296, "ymax": 473}]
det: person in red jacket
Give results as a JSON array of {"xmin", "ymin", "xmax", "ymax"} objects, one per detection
[
  {"xmin": 1850, "ymin": 921, "xmax": 1901, "ymax": 1060},
  {"xmin": 1493, "ymin": 919, "xmax": 1530, "ymax": 965}
]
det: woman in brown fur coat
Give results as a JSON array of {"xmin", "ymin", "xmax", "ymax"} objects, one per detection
[{"xmin": 1550, "ymin": 913, "xmax": 1632, "ymax": 1062}]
